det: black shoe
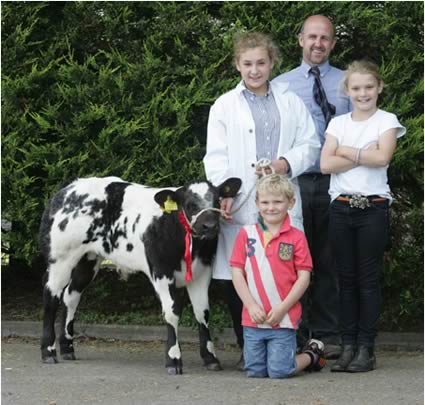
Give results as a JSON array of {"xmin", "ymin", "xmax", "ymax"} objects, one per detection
[
  {"xmin": 331, "ymin": 345, "xmax": 356, "ymax": 372},
  {"xmin": 236, "ymin": 353, "xmax": 245, "ymax": 371},
  {"xmin": 324, "ymin": 344, "xmax": 342, "ymax": 360},
  {"xmin": 346, "ymin": 346, "xmax": 376, "ymax": 373}
]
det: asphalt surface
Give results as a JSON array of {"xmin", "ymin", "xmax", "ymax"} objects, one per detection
[
  {"xmin": 2, "ymin": 322, "xmax": 424, "ymax": 405},
  {"xmin": 2, "ymin": 336, "xmax": 424, "ymax": 405}
]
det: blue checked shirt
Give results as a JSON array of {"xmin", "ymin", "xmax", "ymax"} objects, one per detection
[
  {"xmin": 242, "ymin": 82, "xmax": 281, "ymax": 161},
  {"xmin": 273, "ymin": 61, "xmax": 352, "ymax": 173}
]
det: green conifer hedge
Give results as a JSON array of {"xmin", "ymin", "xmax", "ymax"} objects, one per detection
[{"xmin": 2, "ymin": 1, "xmax": 423, "ymax": 328}]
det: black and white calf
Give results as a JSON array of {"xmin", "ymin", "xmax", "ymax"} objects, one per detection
[{"xmin": 39, "ymin": 176, "xmax": 241, "ymax": 374}]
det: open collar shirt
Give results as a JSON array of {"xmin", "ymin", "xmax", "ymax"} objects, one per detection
[
  {"xmin": 273, "ymin": 61, "xmax": 352, "ymax": 173},
  {"xmin": 242, "ymin": 82, "xmax": 281, "ymax": 161}
]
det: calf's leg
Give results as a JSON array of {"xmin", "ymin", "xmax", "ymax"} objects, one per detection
[
  {"xmin": 186, "ymin": 268, "xmax": 222, "ymax": 370},
  {"xmin": 153, "ymin": 276, "xmax": 183, "ymax": 375},
  {"xmin": 59, "ymin": 254, "xmax": 100, "ymax": 360},
  {"xmin": 41, "ymin": 255, "xmax": 80, "ymax": 363}
]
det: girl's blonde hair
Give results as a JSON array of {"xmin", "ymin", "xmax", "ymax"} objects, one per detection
[
  {"xmin": 256, "ymin": 174, "xmax": 294, "ymax": 201},
  {"xmin": 233, "ymin": 32, "xmax": 279, "ymax": 66},
  {"xmin": 342, "ymin": 60, "xmax": 384, "ymax": 92}
]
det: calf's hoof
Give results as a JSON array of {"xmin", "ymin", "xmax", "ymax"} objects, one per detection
[
  {"xmin": 205, "ymin": 362, "xmax": 222, "ymax": 371},
  {"xmin": 41, "ymin": 348, "xmax": 58, "ymax": 364},
  {"xmin": 61, "ymin": 352, "xmax": 76, "ymax": 361},
  {"xmin": 42, "ymin": 355, "xmax": 58, "ymax": 364},
  {"xmin": 167, "ymin": 366, "xmax": 183, "ymax": 375}
]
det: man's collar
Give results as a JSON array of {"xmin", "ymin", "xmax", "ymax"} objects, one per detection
[{"xmin": 301, "ymin": 60, "xmax": 331, "ymax": 78}]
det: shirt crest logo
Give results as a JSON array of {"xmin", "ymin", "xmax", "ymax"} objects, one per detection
[{"xmin": 278, "ymin": 242, "xmax": 293, "ymax": 261}]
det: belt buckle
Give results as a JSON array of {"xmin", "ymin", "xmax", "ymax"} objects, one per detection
[{"xmin": 349, "ymin": 194, "xmax": 370, "ymax": 209}]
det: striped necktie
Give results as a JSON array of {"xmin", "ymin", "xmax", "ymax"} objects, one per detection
[{"xmin": 310, "ymin": 66, "xmax": 336, "ymax": 126}]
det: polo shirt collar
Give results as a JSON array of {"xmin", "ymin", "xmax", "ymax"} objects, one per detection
[
  {"xmin": 258, "ymin": 214, "xmax": 292, "ymax": 236},
  {"xmin": 301, "ymin": 60, "xmax": 331, "ymax": 78}
]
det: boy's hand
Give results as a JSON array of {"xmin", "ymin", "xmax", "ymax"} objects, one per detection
[
  {"xmin": 248, "ymin": 303, "xmax": 266, "ymax": 324},
  {"xmin": 266, "ymin": 307, "xmax": 286, "ymax": 327}
]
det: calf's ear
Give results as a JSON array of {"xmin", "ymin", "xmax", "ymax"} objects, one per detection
[
  {"xmin": 217, "ymin": 177, "xmax": 242, "ymax": 198},
  {"xmin": 154, "ymin": 190, "xmax": 180, "ymax": 212}
]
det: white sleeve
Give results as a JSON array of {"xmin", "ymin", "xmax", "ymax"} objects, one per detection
[
  {"xmin": 203, "ymin": 100, "xmax": 232, "ymax": 186},
  {"xmin": 380, "ymin": 112, "xmax": 406, "ymax": 139}
]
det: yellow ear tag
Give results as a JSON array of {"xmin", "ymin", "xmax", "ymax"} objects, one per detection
[{"xmin": 163, "ymin": 196, "xmax": 178, "ymax": 213}]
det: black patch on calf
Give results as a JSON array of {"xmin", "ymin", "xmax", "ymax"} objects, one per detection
[
  {"xmin": 133, "ymin": 214, "xmax": 141, "ymax": 233},
  {"xmin": 126, "ymin": 243, "xmax": 134, "ymax": 252},
  {"xmin": 62, "ymin": 191, "xmax": 90, "ymax": 217},
  {"xmin": 39, "ymin": 185, "xmax": 74, "ymax": 261},
  {"xmin": 143, "ymin": 213, "xmax": 185, "ymax": 280},
  {"xmin": 58, "ymin": 218, "xmax": 68, "ymax": 231},
  {"xmin": 82, "ymin": 182, "xmax": 130, "ymax": 252},
  {"xmin": 68, "ymin": 254, "xmax": 98, "ymax": 293}
]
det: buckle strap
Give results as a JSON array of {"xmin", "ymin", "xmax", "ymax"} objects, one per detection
[{"xmin": 336, "ymin": 194, "xmax": 387, "ymax": 209}]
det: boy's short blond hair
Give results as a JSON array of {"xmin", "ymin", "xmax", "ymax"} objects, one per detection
[{"xmin": 256, "ymin": 174, "xmax": 295, "ymax": 201}]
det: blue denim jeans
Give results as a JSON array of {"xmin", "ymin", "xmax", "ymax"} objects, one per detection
[
  {"xmin": 243, "ymin": 326, "xmax": 297, "ymax": 378},
  {"xmin": 329, "ymin": 199, "xmax": 389, "ymax": 347}
]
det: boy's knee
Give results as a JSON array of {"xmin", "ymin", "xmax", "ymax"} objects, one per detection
[
  {"xmin": 246, "ymin": 369, "xmax": 268, "ymax": 378},
  {"xmin": 268, "ymin": 369, "xmax": 293, "ymax": 379}
]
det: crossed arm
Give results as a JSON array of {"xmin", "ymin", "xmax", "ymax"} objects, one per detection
[
  {"xmin": 320, "ymin": 128, "xmax": 398, "ymax": 174},
  {"xmin": 231, "ymin": 267, "xmax": 311, "ymax": 327}
]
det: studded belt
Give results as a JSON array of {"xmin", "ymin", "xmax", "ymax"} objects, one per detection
[{"xmin": 336, "ymin": 194, "xmax": 387, "ymax": 209}]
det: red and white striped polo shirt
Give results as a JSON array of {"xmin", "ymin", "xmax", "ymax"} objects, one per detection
[{"xmin": 230, "ymin": 215, "xmax": 312, "ymax": 330}]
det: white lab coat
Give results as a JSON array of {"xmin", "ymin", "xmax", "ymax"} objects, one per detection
[{"xmin": 203, "ymin": 80, "xmax": 320, "ymax": 280}]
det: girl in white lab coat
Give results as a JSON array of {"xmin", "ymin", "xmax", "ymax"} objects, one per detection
[{"xmin": 203, "ymin": 32, "xmax": 320, "ymax": 369}]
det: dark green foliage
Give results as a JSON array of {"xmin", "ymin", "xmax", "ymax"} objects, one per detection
[{"xmin": 2, "ymin": 1, "xmax": 423, "ymax": 329}]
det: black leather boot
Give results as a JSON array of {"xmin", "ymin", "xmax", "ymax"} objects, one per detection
[
  {"xmin": 346, "ymin": 346, "xmax": 376, "ymax": 372},
  {"xmin": 331, "ymin": 345, "xmax": 356, "ymax": 372}
]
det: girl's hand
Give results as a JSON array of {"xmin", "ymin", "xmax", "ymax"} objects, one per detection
[
  {"xmin": 266, "ymin": 307, "xmax": 286, "ymax": 327},
  {"xmin": 219, "ymin": 197, "xmax": 234, "ymax": 220},
  {"xmin": 248, "ymin": 303, "xmax": 266, "ymax": 324}
]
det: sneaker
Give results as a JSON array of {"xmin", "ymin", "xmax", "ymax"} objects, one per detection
[{"xmin": 303, "ymin": 339, "xmax": 326, "ymax": 372}]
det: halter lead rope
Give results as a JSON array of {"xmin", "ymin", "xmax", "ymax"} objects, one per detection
[
  {"xmin": 183, "ymin": 158, "xmax": 275, "ymax": 230},
  {"xmin": 179, "ymin": 159, "xmax": 274, "ymax": 282}
]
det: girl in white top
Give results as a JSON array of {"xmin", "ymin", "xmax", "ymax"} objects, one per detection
[
  {"xmin": 321, "ymin": 60, "xmax": 406, "ymax": 373},
  {"xmin": 203, "ymin": 32, "xmax": 319, "ymax": 364}
]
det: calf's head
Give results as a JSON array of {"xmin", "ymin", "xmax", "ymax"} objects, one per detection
[{"xmin": 155, "ymin": 178, "xmax": 242, "ymax": 239}]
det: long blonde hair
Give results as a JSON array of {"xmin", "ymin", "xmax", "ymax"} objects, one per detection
[
  {"xmin": 233, "ymin": 32, "xmax": 279, "ymax": 66},
  {"xmin": 342, "ymin": 60, "xmax": 384, "ymax": 92}
]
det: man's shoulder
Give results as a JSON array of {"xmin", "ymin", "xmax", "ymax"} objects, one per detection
[
  {"xmin": 327, "ymin": 64, "xmax": 346, "ymax": 79},
  {"xmin": 274, "ymin": 65, "xmax": 303, "ymax": 82}
]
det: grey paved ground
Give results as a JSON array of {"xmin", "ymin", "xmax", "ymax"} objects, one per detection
[{"xmin": 2, "ymin": 336, "xmax": 424, "ymax": 405}]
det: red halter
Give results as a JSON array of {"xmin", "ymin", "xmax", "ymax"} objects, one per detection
[{"xmin": 178, "ymin": 211, "xmax": 192, "ymax": 282}]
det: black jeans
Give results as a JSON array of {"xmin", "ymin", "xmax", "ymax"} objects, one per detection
[
  {"xmin": 329, "ymin": 199, "xmax": 389, "ymax": 348},
  {"xmin": 298, "ymin": 174, "xmax": 339, "ymax": 346}
]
